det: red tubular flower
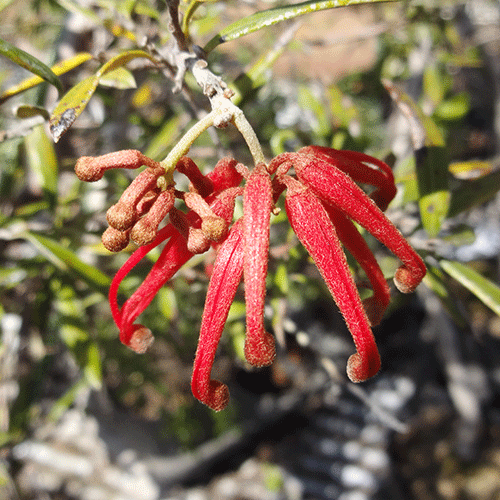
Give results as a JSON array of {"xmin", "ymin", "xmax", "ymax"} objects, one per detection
[
  {"xmin": 191, "ymin": 219, "xmax": 244, "ymax": 411},
  {"xmin": 242, "ymin": 164, "xmax": 276, "ymax": 367},
  {"xmin": 271, "ymin": 150, "xmax": 426, "ymax": 294},
  {"xmin": 282, "ymin": 175, "xmax": 381, "ymax": 382},
  {"xmin": 108, "ymin": 157, "xmax": 244, "ymax": 354},
  {"xmin": 77, "ymin": 144, "xmax": 425, "ymax": 409}
]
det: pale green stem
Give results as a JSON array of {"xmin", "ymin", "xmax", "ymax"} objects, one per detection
[
  {"xmin": 160, "ymin": 110, "xmax": 216, "ymax": 181},
  {"xmin": 159, "ymin": 98, "xmax": 265, "ymax": 189},
  {"xmin": 232, "ymin": 106, "xmax": 265, "ymax": 165}
]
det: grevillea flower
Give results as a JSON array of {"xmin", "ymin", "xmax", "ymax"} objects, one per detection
[{"xmin": 75, "ymin": 145, "xmax": 426, "ymax": 411}]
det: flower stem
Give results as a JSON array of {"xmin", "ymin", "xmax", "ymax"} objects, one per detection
[
  {"xmin": 232, "ymin": 106, "xmax": 265, "ymax": 165},
  {"xmin": 160, "ymin": 97, "xmax": 265, "ymax": 187},
  {"xmin": 160, "ymin": 111, "xmax": 216, "ymax": 181}
]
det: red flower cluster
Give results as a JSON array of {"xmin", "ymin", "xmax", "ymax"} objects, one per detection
[{"xmin": 75, "ymin": 146, "xmax": 426, "ymax": 411}]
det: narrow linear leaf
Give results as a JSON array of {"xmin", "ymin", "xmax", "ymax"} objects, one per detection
[
  {"xmin": 0, "ymin": 53, "xmax": 92, "ymax": 105},
  {"xmin": 204, "ymin": 0, "xmax": 399, "ymax": 53},
  {"xmin": 24, "ymin": 125, "xmax": 58, "ymax": 207},
  {"xmin": 15, "ymin": 105, "xmax": 50, "ymax": 120},
  {"xmin": 84, "ymin": 342, "xmax": 103, "ymax": 389},
  {"xmin": 422, "ymin": 265, "xmax": 466, "ymax": 327},
  {"xmin": 49, "ymin": 75, "xmax": 99, "ymax": 142},
  {"xmin": 448, "ymin": 169, "xmax": 500, "ymax": 218},
  {"xmin": 383, "ymin": 79, "xmax": 450, "ymax": 237},
  {"xmin": 0, "ymin": 38, "xmax": 63, "ymax": 95},
  {"xmin": 96, "ymin": 50, "xmax": 157, "ymax": 77},
  {"xmin": 231, "ymin": 21, "xmax": 298, "ymax": 105},
  {"xmin": 449, "ymin": 159, "xmax": 492, "ymax": 180},
  {"xmin": 22, "ymin": 232, "xmax": 111, "ymax": 293},
  {"xmin": 99, "ymin": 67, "xmax": 137, "ymax": 89},
  {"xmin": 441, "ymin": 260, "xmax": 500, "ymax": 318},
  {"xmin": 49, "ymin": 50, "xmax": 157, "ymax": 142}
]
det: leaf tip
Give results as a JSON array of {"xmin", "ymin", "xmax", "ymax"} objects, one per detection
[{"xmin": 50, "ymin": 108, "xmax": 76, "ymax": 142}]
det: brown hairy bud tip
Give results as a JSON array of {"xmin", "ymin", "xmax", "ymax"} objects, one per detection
[
  {"xmin": 131, "ymin": 190, "xmax": 175, "ymax": 246},
  {"xmin": 107, "ymin": 202, "xmax": 137, "ymax": 231},
  {"xmin": 201, "ymin": 216, "xmax": 228, "ymax": 242},
  {"xmin": 102, "ymin": 226, "xmax": 130, "ymax": 252},
  {"xmin": 136, "ymin": 190, "xmax": 159, "ymax": 217},
  {"xmin": 187, "ymin": 228, "xmax": 210, "ymax": 254},
  {"xmin": 128, "ymin": 325, "xmax": 154, "ymax": 354},
  {"xmin": 75, "ymin": 157, "xmax": 105, "ymax": 182}
]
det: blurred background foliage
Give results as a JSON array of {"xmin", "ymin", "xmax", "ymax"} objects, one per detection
[{"xmin": 1, "ymin": 0, "xmax": 500, "ymax": 498}]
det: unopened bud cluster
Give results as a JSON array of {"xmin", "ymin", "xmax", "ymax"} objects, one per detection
[{"xmin": 75, "ymin": 150, "xmax": 234, "ymax": 253}]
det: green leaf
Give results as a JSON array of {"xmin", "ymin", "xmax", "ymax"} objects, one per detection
[
  {"xmin": 24, "ymin": 125, "xmax": 58, "ymax": 207},
  {"xmin": 144, "ymin": 114, "xmax": 183, "ymax": 160},
  {"xmin": 448, "ymin": 169, "xmax": 500, "ymax": 218},
  {"xmin": 383, "ymin": 79, "xmax": 449, "ymax": 237},
  {"xmin": 231, "ymin": 23, "xmax": 297, "ymax": 105},
  {"xmin": 0, "ymin": 52, "xmax": 92, "ymax": 105},
  {"xmin": 0, "ymin": 37, "xmax": 63, "ymax": 96},
  {"xmin": 434, "ymin": 91, "xmax": 470, "ymax": 122},
  {"xmin": 204, "ymin": 0, "xmax": 399, "ymax": 53},
  {"xmin": 274, "ymin": 264, "xmax": 289, "ymax": 294},
  {"xmin": 449, "ymin": 159, "xmax": 492, "ymax": 180},
  {"xmin": 99, "ymin": 67, "xmax": 137, "ymax": 89},
  {"xmin": 422, "ymin": 265, "xmax": 466, "ymax": 327},
  {"xmin": 49, "ymin": 50, "xmax": 157, "ymax": 142},
  {"xmin": 49, "ymin": 75, "xmax": 100, "ymax": 142},
  {"xmin": 415, "ymin": 146, "xmax": 451, "ymax": 237},
  {"xmin": 423, "ymin": 62, "xmax": 445, "ymax": 106},
  {"xmin": 298, "ymin": 85, "xmax": 330, "ymax": 137},
  {"xmin": 22, "ymin": 232, "xmax": 111, "ymax": 294},
  {"xmin": 441, "ymin": 260, "xmax": 500, "ymax": 318},
  {"xmin": 48, "ymin": 378, "xmax": 88, "ymax": 422},
  {"xmin": 15, "ymin": 105, "xmax": 50, "ymax": 120},
  {"xmin": 84, "ymin": 342, "xmax": 102, "ymax": 389}
]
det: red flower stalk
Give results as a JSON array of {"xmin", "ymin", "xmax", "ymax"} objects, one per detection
[{"xmin": 76, "ymin": 144, "xmax": 425, "ymax": 410}]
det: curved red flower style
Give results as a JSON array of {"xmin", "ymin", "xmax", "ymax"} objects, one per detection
[{"xmin": 75, "ymin": 145, "xmax": 426, "ymax": 411}]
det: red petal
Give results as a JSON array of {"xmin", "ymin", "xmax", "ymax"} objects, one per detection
[
  {"xmin": 322, "ymin": 203, "xmax": 391, "ymax": 326},
  {"xmin": 294, "ymin": 156, "xmax": 426, "ymax": 294},
  {"xmin": 284, "ymin": 176, "xmax": 380, "ymax": 382},
  {"xmin": 119, "ymin": 231, "xmax": 193, "ymax": 346},
  {"xmin": 111, "ymin": 183, "xmax": 244, "ymax": 349},
  {"xmin": 109, "ymin": 223, "xmax": 178, "ymax": 331},
  {"xmin": 176, "ymin": 156, "xmax": 214, "ymax": 198},
  {"xmin": 206, "ymin": 157, "xmax": 243, "ymax": 193},
  {"xmin": 243, "ymin": 165, "xmax": 275, "ymax": 367},
  {"xmin": 191, "ymin": 219, "xmax": 244, "ymax": 411},
  {"xmin": 298, "ymin": 146, "xmax": 396, "ymax": 210}
]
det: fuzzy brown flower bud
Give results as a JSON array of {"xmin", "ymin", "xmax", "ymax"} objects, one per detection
[
  {"xmin": 107, "ymin": 166, "xmax": 166, "ymax": 231},
  {"xmin": 201, "ymin": 216, "xmax": 228, "ymax": 242},
  {"xmin": 102, "ymin": 226, "xmax": 130, "ymax": 252},
  {"xmin": 75, "ymin": 150, "xmax": 161, "ymax": 182},
  {"xmin": 130, "ymin": 190, "xmax": 175, "ymax": 246}
]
